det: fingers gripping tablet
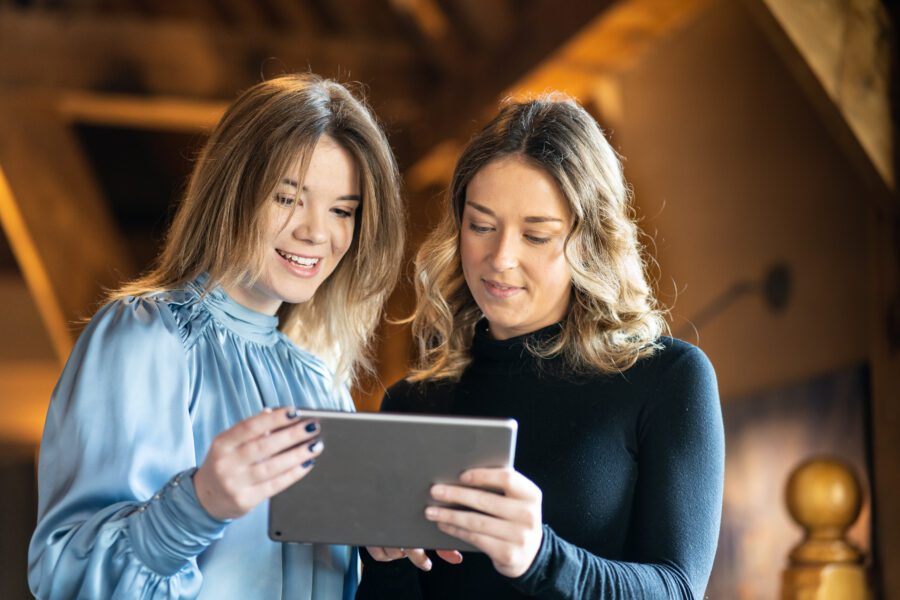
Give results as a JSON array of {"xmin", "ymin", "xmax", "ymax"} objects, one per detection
[{"xmin": 268, "ymin": 410, "xmax": 517, "ymax": 552}]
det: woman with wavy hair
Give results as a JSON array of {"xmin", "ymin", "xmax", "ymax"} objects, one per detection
[
  {"xmin": 358, "ymin": 96, "xmax": 724, "ymax": 599},
  {"xmin": 28, "ymin": 73, "xmax": 405, "ymax": 599}
]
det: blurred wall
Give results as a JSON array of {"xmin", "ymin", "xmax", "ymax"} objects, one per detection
[
  {"xmin": 613, "ymin": 1, "xmax": 881, "ymax": 593},
  {"xmin": 619, "ymin": 0, "xmax": 870, "ymax": 400}
]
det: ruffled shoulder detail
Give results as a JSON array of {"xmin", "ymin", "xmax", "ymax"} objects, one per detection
[{"xmin": 149, "ymin": 286, "xmax": 214, "ymax": 352}]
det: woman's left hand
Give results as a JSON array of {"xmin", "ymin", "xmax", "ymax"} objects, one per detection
[{"xmin": 425, "ymin": 468, "xmax": 543, "ymax": 578}]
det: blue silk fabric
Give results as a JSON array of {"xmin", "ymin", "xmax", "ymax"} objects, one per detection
[{"xmin": 28, "ymin": 275, "xmax": 358, "ymax": 599}]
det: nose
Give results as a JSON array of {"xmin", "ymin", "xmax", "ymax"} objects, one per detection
[
  {"xmin": 489, "ymin": 231, "xmax": 519, "ymax": 272},
  {"xmin": 293, "ymin": 207, "xmax": 327, "ymax": 245}
]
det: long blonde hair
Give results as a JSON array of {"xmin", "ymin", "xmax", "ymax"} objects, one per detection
[
  {"xmin": 408, "ymin": 95, "xmax": 664, "ymax": 381},
  {"xmin": 114, "ymin": 74, "xmax": 405, "ymax": 384}
]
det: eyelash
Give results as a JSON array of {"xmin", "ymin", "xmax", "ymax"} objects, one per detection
[
  {"xmin": 467, "ymin": 222, "xmax": 551, "ymax": 245},
  {"xmin": 525, "ymin": 235, "xmax": 551, "ymax": 245},
  {"xmin": 273, "ymin": 194, "xmax": 355, "ymax": 219}
]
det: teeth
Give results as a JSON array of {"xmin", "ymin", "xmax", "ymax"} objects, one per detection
[{"xmin": 278, "ymin": 250, "xmax": 319, "ymax": 267}]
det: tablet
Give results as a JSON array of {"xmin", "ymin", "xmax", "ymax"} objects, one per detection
[{"xmin": 268, "ymin": 409, "xmax": 518, "ymax": 552}]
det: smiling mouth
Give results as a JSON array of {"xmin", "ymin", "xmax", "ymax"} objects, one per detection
[
  {"xmin": 483, "ymin": 279, "xmax": 524, "ymax": 297},
  {"xmin": 276, "ymin": 249, "xmax": 320, "ymax": 268},
  {"xmin": 485, "ymin": 279, "xmax": 521, "ymax": 290}
]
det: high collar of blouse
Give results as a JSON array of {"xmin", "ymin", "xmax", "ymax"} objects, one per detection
[
  {"xmin": 192, "ymin": 273, "xmax": 281, "ymax": 345},
  {"xmin": 470, "ymin": 319, "xmax": 564, "ymax": 363}
]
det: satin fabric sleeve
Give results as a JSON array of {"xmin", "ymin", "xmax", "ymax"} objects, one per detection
[
  {"xmin": 510, "ymin": 346, "xmax": 725, "ymax": 599},
  {"xmin": 28, "ymin": 297, "xmax": 230, "ymax": 600}
]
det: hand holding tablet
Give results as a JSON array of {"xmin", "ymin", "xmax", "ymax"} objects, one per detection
[
  {"xmin": 424, "ymin": 467, "xmax": 544, "ymax": 578},
  {"xmin": 195, "ymin": 407, "xmax": 323, "ymax": 520},
  {"xmin": 268, "ymin": 410, "xmax": 518, "ymax": 552},
  {"xmin": 366, "ymin": 466, "xmax": 543, "ymax": 576}
]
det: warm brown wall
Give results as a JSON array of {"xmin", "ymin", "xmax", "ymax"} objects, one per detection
[
  {"xmin": 614, "ymin": 0, "xmax": 894, "ymax": 594},
  {"xmin": 618, "ymin": 0, "xmax": 870, "ymax": 401}
]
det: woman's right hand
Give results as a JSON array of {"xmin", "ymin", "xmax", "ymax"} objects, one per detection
[
  {"xmin": 193, "ymin": 407, "xmax": 323, "ymax": 520},
  {"xmin": 366, "ymin": 547, "xmax": 463, "ymax": 571}
]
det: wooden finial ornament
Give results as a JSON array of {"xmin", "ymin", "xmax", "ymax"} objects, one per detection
[{"xmin": 781, "ymin": 457, "xmax": 871, "ymax": 600}]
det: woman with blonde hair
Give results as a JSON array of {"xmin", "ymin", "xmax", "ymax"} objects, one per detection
[
  {"xmin": 359, "ymin": 96, "xmax": 724, "ymax": 598},
  {"xmin": 28, "ymin": 73, "xmax": 405, "ymax": 599}
]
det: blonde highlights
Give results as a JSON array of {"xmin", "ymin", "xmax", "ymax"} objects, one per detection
[
  {"xmin": 409, "ymin": 95, "xmax": 665, "ymax": 381},
  {"xmin": 114, "ymin": 73, "xmax": 405, "ymax": 384}
]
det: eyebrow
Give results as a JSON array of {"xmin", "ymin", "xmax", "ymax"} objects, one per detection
[
  {"xmin": 467, "ymin": 201, "xmax": 563, "ymax": 223},
  {"xmin": 282, "ymin": 179, "xmax": 362, "ymax": 202}
]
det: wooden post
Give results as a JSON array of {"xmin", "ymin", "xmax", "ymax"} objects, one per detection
[{"xmin": 781, "ymin": 457, "xmax": 872, "ymax": 599}]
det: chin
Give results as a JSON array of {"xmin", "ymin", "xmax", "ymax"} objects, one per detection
[
  {"xmin": 270, "ymin": 281, "xmax": 320, "ymax": 306},
  {"xmin": 284, "ymin": 290, "xmax": 318, "ymax": 305},
  {"xmin": 481, "ymin": 314, "xmax": 521, "ymax": 333},
  {"xmin": 483, "ymin": 303, "xmax": 523, "ymax": 322}
]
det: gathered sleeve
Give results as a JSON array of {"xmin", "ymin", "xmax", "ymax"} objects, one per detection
[
  {"xmin": 510, "ymin": 346, "xmax": 725, "ymax": 599},
  {"xmin": 28, "ymin": 297, "xmax": 230, "ymax": 600}
]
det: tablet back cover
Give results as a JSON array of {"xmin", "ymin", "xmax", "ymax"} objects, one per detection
[{"xmin": 268, "ymin": 410, "xmax": 517, "ymax": 551}]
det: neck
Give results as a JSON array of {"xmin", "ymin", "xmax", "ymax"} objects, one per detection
[{"xmin": 221, "ymin": 282, "xmax": 282, "ymax": 316}]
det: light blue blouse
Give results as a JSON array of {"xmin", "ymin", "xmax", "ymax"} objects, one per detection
[{"xmin": 28, "ymin": 276, "xmax": 358, "ymax": 600}]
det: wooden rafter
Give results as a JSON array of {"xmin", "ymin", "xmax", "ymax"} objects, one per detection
[
  {"xmin": 54, "ymin": 91, "xmax": 227, "ymax": 132},
  {"xmin": 0, "ymin": 167, "xmax": 71, "ymax": 361},
  {"xmin": 389, "ymin": 0, "xmax": 449, "ymax": 43},
  {"xmin": 746, "ymin": 0, "xmax": 894, "ymax": 194},
  {"xmin": 405, "ymin": 0, "xmax": 714, "ymax": 191},
  {"xmin": 0, "ymin": 8, "xmax": 427, "ymax": 123},
  {"xmin": 411, "ymin": 0, "xmax": 617, "ymax": 160},
  {"xmin": 0, "ymin": 101, "xmax": 135, "ymax": 362}
]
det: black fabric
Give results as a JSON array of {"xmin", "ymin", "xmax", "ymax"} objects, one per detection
[{"xmin": 357, "ymin": 323, "xmax": 724, "ymax": 599}]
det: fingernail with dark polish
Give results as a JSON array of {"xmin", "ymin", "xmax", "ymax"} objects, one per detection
[
  {"xmin": 286, "ymin": 409, "xmax": 300, "ymax": 420},
  {"xmin": 308, "ymin": 440, "xmax": 323, "ymax": 453},
  {"xmin": 305, "ymin": 421, "xmax": 318, "ymax": 433},
  {"xmin": 302, "ymin": 458, "xmax": 316, "ymax": 468}
]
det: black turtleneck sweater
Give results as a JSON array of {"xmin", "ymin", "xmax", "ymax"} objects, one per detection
[{"xmin": 357, "ymin": 325, "xmax": 724, "ymax": 600}]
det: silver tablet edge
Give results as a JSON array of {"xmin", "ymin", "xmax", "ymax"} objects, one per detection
[{"xmin": 296, "ymin": 409, "xmax": 519, "ymax": 433}]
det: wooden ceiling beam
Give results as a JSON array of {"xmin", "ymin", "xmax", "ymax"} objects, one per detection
[
  {"xmin": 54, "ymin": 90, "xmax": 228, "ymax": 132},
  {"xmin": 0, "ymin": 102, "xmax": 136, "ymax": 362},
  {"xmin": 0, "ymin": 167, "xmax": 71, "ymax": 361},
  {"xmin": 389, "ymin": 0, "xmax": 449, "ymax": 43},
  {"xmin": 409, "ymin": 0, "xmax": 616, "ymax": 161},
  {"xmin": 387, "ymin": 0, "xmax": 468, "ymax": 77},
  {"xmin": 405, "ymin": 0, "xmax": 712, "ymax": 189},
  {"xmin": 746, "ymin": 0, "xmax": 894, "ymax": 194},
  {"xmin": 0, "ymin": 8, "xmax": 426, "ymax": 102}
]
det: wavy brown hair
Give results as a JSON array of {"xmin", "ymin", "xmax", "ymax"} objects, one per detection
[
  {"xmin": 113, "ymin": 73, "xmax": 405, "ymax": 384},
  {"xmin": 408, "ymin": 95, "xmax": 665, "ymax": 381}
]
